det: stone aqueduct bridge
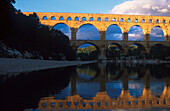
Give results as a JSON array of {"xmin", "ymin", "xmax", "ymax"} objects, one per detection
[{"xmin": 23, "ymin": 12, "xmax": 170, "ymax": 57}]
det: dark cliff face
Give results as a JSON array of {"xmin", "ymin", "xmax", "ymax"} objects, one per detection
[{"xmin": 0, "ymin": 66, "xmax": 76, "ymax": 111}]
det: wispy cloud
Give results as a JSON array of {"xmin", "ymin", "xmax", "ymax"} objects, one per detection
[{"xmin": 109, "ymin": 0, "xmax": 170, "ymax": 16}]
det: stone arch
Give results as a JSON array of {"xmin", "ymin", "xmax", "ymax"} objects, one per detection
[
  {"xmin": 77, "ymin": 42, "xmax": 100, "ymax": 54},
  {"xmin": 142, "ymin": 19, "xmax": 145, "ymax": 23},
  {"xmin": 120, "ymin": 18, "xmax": 124, "ymax": 22},
  {"xmin": 150, "ymin": 25, "xmax": 165, "ymax": 41},
  {"xmin": 90, "ymin": 17, "xmax": 94, "ymax": 21},
  {"xmin": 156, "ymin": 19, "xmax": 159, "ymax": 23},
  {"xmin": 151, "ymin": 25, "xmax": 166, "ymax": 36},
  {"xmin": 128, "ymin": 43, "xmax": 147, "ymax": 55},
  {"xmin": 97, "ymin": 17, "xmax": 101, "ymax": 21},
  {"xmin": 76, "ymin": 42, "xmax": 101, "ymax": 60},
  {"xmin": 67, "ymin": 16, "xmax": 72, "ymax": 20},
  {"xmin": 59, "ymin": 16, "xmax": 64, "ymax": 20},
  {"xmin": 51, "ymin": 16, "xmax": 56, "ymax": 20},
  {"xmin": 75, "ymin": 17, "xmax": 79, "ymax": 21},
  {"xmin": 150, "ymin": 44, "xmax": 165, "ymax": 56},
  {"xmin": 135, "ymin": 19, "xmax": 138, "ymax": 23},
  {"xmin": 128, "ymin": 25, "xmax": 144, "ymax": 41},
  {"xmin": 127, "ymin": 18, "xmax": 131, "ymax": 22},
  {"xmin": 105, "ymin": 17, "xmax": 108, "ymax": 21},
  {"xmin": 149, "ymin": 19, "xmax": 152, "ymax": 23},
  {"xmin": 112, "ymin": 18, "xmax": 116, "ymax": 22},
  {"xmin": 82, "ymin": 17, "xmax": 87, "ymax": 21},
  {"xmin": 42, "ymin": 16, "xmax": 48, "ymax": 20},
  {"xmin": 106, "ymin": 24, "xmax": 123, "ymax": 40},
  {"xmin": 53, "ymin": 23, "xmax": 71, "ymax": 39},
  {"xmin": 108, "ymin": 43, "xmax": 124, "ymax": 55},
  {"xmin": 76, "ymin": 23, "xmax": 100, "ymax": 40}
]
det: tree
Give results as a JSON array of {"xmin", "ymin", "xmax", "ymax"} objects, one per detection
[{"xmin": 0, "ymin": 0, "xmax": 76, "ymax": 60}]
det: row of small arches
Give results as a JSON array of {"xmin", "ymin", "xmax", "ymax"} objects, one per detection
[{"xmin": 42, "ymin": 16, "xmax": 169, "ymax": 24}]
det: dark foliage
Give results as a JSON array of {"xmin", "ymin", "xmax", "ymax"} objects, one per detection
[
  {"xmin": 105, "ymin": 47, "xmax": 120, "ymax": 60},
  {"xmin": 150, "ymin": 44, "xmax": 170, "ymax": 60},
  {"xmin": 0, "ymin": 0, "xmax": 75, "ymax": 60}
]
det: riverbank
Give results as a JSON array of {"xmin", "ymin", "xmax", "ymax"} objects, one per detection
[{"xmin": 0, "ymin": 58, "xmax": 97, "ymax": 75}]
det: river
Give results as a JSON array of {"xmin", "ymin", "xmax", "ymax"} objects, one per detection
[{"xmin": 0, "ymin": 62, "xmax": 170, "ymax": 111}]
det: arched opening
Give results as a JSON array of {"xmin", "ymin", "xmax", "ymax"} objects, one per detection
[
  {"xmin": 82, "ymin": 17, "xmax": 87, "ymax": 21},
  {"xmin": 77, "ymin": 43, "xmax": 99, "ymax": 60},
  {"xmin": 127, "ymin": 18, "xmax": 131, "ymax": 22},
  {"xmin": 105, "ymin": 43, "xmax": 123, "ymax": 59},
  {"xmin": 53, "ymin": 23, "xmax": 71, "ymax": 40},
  {"xmin": 128, "ymin": 25, "xmax": 144, "ymax": 41},
  {"xmin": 51, "ymin": 16, "xmax": 56, "ymax": 20},
  {"xmin": 135, "ymin": 19, "xmax": 138, "ymax": 23},
  {"xmin": 59, "ymin": 16, "xmax": 64, "ymax": 20},
  {"xmin": 67, "ymin": 17, "xmax": 72, "ymax": 20},
  {"xmin": 43, "ymin": 16, "xmax": 48, "ymax": 20},
  {"xmin": 106, "ymin": 25, "xmax": 122, "ymax": 40},
  {"xmin": 156, "ymin": 19, "xmax": 159, "ymax": 23},
  {"xmin": 76, "ymin": 24, "xmax": 100, "ymax": 40},
  {"xmin": 97, "ymin": 17, "xmax": 101, "ymax": 21},
  {"xmin": 120, "ymin": 18, "xmax": 124, "ymax": 22},
  {"xmin": 149, "ymin": 19, "xmax": 152, "ymax": 23},
  {"xmin": 163, "ymin": 20, "xmax": 166, "ymax": 23},
  {"xmin": 112, "ymin": 18, "xmax": 116, "ymax": 22},
  {"xmin": 75, "ymin": 17, "xmax": 79, "ymax": 21},
  {"xmin": 150, "ymin": 26, "xmax": 164, "ymax": 41},
  {"xmin": 105, "ymin": 18, "xmax": 108, "ymax": 21},
  {"xmin": 128, "ymin": 43, "xmax": 146, "ymax": 56},
  {"xmin": 142, "ymin": 19, "xmax": 145, "ymax": 23},
  {"xmin": 90, "ymin": 17, "xmax": 94, "ymax": 21},
  {"xmin": 150, "ymin": 44, "xmax": 168, "ymax": 59}
]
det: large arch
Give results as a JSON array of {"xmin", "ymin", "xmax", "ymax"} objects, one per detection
[
  {"xmin": 128, "ymin": 25, "xmax": 144, "ymax": 41},
  {"xmin": 150, "ymin": 44, "xmax": 166, "ymax": 58},
  {"xmin": 76, "ymin": 24, "xmax": 100, "ymax": 40},
  {"xmin": 128, "ymin": 43, "xmax": 147, "ymax": 56},
  {"xmin": 106, "ymin": 24, "xmax": 123, "ymax": 40},
  {"xmin": 109, "ymin": 43, "xmax": 124, "ymax": 54},
  {"xmin": 105, "ymin": 43, "xmax": 124, "ymax": 59},
  {"xmin": 53, "ymin": 23, "xmax": 71, "ymax": 39},
  {"xmin": 77, "ymin": 42, "xmax": 100, "ymax": 54},
  {"xmin": 77, "ymin": 43, "xmax": 100, "ymax": 60},
  {"xmin": 150, "ymin": 26, "xmax": 165, "ymax": 41}
]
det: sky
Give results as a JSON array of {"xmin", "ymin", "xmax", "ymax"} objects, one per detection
[
  {"xmin": 14, "ymin": 0, "xmax": 169, "ymax": 47},
  {"xmin": 14, "ymin": 0, "xmax": 127, "ymax": 13}
]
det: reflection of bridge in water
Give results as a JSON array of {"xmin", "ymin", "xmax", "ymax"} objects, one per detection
[{"xmin": 37, "ymin": 69, "xmax": 170, "ymax": 110}]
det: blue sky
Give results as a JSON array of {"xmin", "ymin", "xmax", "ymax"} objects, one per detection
[{"xmin": 14, "ymin": 0, "xmax": 127, "ymax": 13}]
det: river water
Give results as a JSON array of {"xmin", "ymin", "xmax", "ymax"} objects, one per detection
[{"xmin": 0, "ymin": 63, "xmax": 170, "ymax": 111}]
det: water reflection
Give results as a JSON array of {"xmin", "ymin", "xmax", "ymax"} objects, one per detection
[{"xmin": 35, "ymin": 63, "xmax": 170, "ymax": 110}]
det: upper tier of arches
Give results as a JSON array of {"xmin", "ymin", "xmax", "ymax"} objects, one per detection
[{"xmin": 36, "ymin": 12, "xmax": 170, "ymax": 25}]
